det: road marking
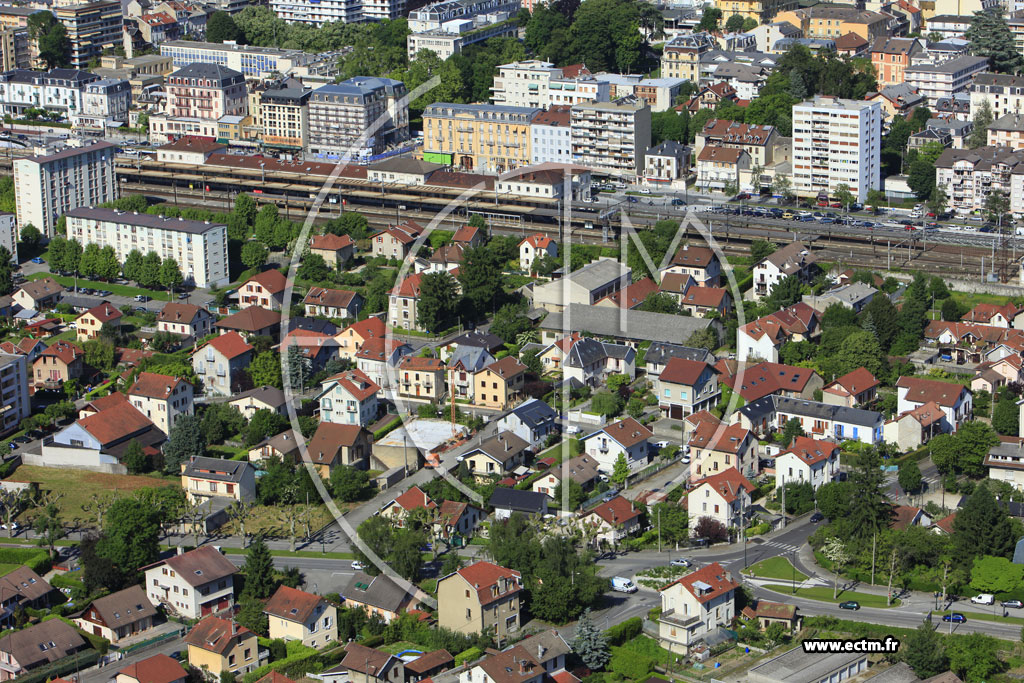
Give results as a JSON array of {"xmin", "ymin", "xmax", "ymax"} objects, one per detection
[{"xmin": 331, "ymin": 571, "xmax": 355, "ymax": 576}]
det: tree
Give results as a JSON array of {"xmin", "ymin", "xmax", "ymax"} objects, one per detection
[
  {"xmin": 952, "ymin": 484, "xmax": 1015, "ymax": 570},
  {"xmin": 245, "ymin": 409, "xmax": 288, "ymax": 447},
  {"xmin": 686, "ymin": 327, "xmax": 719, "ymax": 351},
  {"xmin": 968, "ymin": 99, "xmax": 995, "ymax": 149},
  {"xmin": 966, "ymin": 9, "xmax": 1022, "ymax": 74},
  {"xmin": 763, "ymin": 621, "xmax": 787, "ymax": 649},
  {"xmin": 847, "ymin": 447, "xmax": 893, "ymax": 542},
  {"xmin": 573, "ymin": 609, "xmax": 610, "ymax": 670},
  {"xmin": 764, "ymin": 274, "xmax": 803, "ymax": 310},
  {"xmin": 417, "ymin": 271, "xmax": 460, "ymax": 333},
  {"xmin": 927, "ymin": 186, "xmax": 948, "ymax": 217},
  {"xmin": 772, "ymin": 174, "xmax": 795, "ymax": 202},
  {"xmin": 780, "ymin": 418, "xmax": 804, "ymax": 447},
  {"xmin": 241, "ymin": 241, "xmax": 269, "ymax": 271},
  {"xmin": 553, "ymin": 479, "xmax": 585, "ymax": 511},
  {"xmin": 970, "ymin": 554, "xmax": 1024, "ymax": 593},
  {"xmin": 822, "ymin": 537, "xmax": 850, "ymax": 598},
  {"xmin": 816, "ymin": 481, "xmax": 852, "ymax": 521},
  {"xmin": 898, "ymin": 460, "xmax": 923, "ymax": 494},
  {"xmin": 0, "ymin": 247, "xmax": 13, "ymax": 296},
  {"xmin": 907, "ymin": 158, "xmax": 936, "ymax": 200},
  {"xmin": 458, "ymin": 245, "xmax": 501, "ymax": 320},
  {"xmin": 27, "ymin": 13, "xmax": 68, "ymax": 69},
  {"xmin": 206, "ymin": 11, "xmax": 241, "ymax": 43},
  {"xmin": 19, "ymin": 225, "xmax": 40, "ymax": 249},
  {"xmin": 725, "ymin": 13, "xmax": 745, "ymax": 32},
  {"xmin": 139, "ymin": 251, "xmax": 162, "ymax": 289},
  {"xmin": 945, "ymin": 632, "xmax": 1003, "ymax": 682},
  {"xmin": 94, "ymin": 496, "xmax": 162, "ymax": 586},
  {"xmin": 694, "ymin": 516, "xmax": 728, "ymax": 542},
  {"xmin": 159, "ymin": 257, "xmax": 183, "ymax": 294},
  {"xmin": 861, "ymin": 293, "xmax": 899, "ymax": 352},
  {"xmin": 941, "ymin": 297, "xmax": 963, "ymax": 321},
  {"xmin": 297, "ymin": 253, "xmax": 330, "ymax": 282},
  {"xmin": 163, "ymin": 414, "xmax": 205, "ymax": 474},
  {"xmin": 249, "ymin": 351, "xmax": 283, "ymax": 389},
  {"xmin": 834, "ymin": 183, "xmax": 855, "ymax": 210},
  {"xmin": 490, "ymin": 301, "xmax": 532, "ymax": 344},
  {"xmin": 993, "ymin": 391, "xmax": 1020, "ymax": 435},
  {"xmin": 901, "ymin": 620, "xmax": 948, "ymax": 678},
  {"xmin": 33, "ymin": 500, "xmax": 63, "ymax": 559},
  {"xmin": 751, "ymin": 240, "xmax": 776, "ymax": 262},
  {"xmin": 235, "ymin": 193, "xmax": 258, "ymax": 228},
  {"xmin": 330, "ymin": 465, "xmax": 372, "ymax": 502},
  {"xmin": 122, "ymin": 249, "xmax": 144, "ymax": 283},
  {"xmin": 611, "ymin": 454, "xmax": 630, "ymax": 488},
  {"xmin": 243, "ymin": 535, "xmax": 277, "ymax": 599},
  {"xmin": 121, "ymin": 440, "xmax": 149, "ymax": 474},
  {"xmin": 254, "ymin": 204, "xmax": 282, "ymax": 247},
  {"xmin": 234, "ymin": 595, "xmax": 269, "ymax": 637},
  {"xmin": 956, "ymin": 421, "xmax": 1000, "ymax": 477},
  {"xmin": 696, "ymin": 6, "xmax": 721, "ymax": 31}
]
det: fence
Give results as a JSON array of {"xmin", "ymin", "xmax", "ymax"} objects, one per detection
[{"xmin": 116, "ymin": 627, "xmax": 184, "ymax": 656}]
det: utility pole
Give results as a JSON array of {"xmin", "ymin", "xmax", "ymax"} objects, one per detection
[
  {"xmin": 657, "ymin": 507, "xmax": 661, "ymax": 554},
  {"xmin": 871, "ymin": 533, "xmax": 877, "ymax": 587},
  {"xmin": 780, "ymin": 475, "xmax": 786, "ymax": 528},
  {"xmin": 741, "ymin": 488, "xmax": 747, "ymax": 569},
  {"xmin": 886, "ymin": 548, "xmax": 898, "ymax": 606}
]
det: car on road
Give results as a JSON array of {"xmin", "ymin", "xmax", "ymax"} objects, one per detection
[
  {"xmin": 970, "ymin": 593, "xmax": 995, "ymax": 605},
  {"xmin": 178, "ymin": 292, "xmax": 189, "ymax": 299},
  {"xmin": 602, "ymin": 489, "xmax": 619, "ymax": 502},
  {"xmin": 669, "ymin": 558, "xmax": 692, "ymax": 567},
  {"xmin": 96, "ymin": 290, "xmax": 112, "ymax": 297},
  {"xmin": 627, "ymin": 196, "xmax": 638, "ymax": 203},
  {"xmin": 671, "ymin": 198, "xmax": 685, "ymax": 206},
  {"xmin": 681, "ymin": 455, "xmax": 691, "ymax": 464},
  {"xmin": 640, "ymin": 188, "xmax": 651, "ymax": 195},
  {"xmin": 810, "ymin": 512, "xmax": 825, "ymax": 523},
  {"xmin": 736, "ymin": 193, "xmax": 751, "ymax": 200},
  {"xmin": 30, "ymin": 257, "xmax": 43, "ymax": 264},
  {"xmin": 1002, "ymin": 600, "xmax": 1024, "ymax": 608},
  {"xmin": 13, "ymin": 436, "xmax": 31, "ymax": 444},
  {"xmin": 942, "ymin": 613, "xmax": 967, "ymax": 623},
  {"xmin": 351, "ymin": 561, "xmax": 365, "ymax": 570},
  {"xmin": 135, "ymin": 306, "xmax": 148, "ymax": 312},
  {"xmin": 838, "ymin": 601, "xmax": 860, "ymax": 610},
  {"xmin": 611, "ymin": 577, "xmax": 638, "ymax": 593}
]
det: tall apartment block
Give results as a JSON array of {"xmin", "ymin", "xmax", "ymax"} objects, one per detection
[
  {"xmin": 0, "ymin": 353, "xmax": 29, "ymax": 437},
  {"xmin": 66, "ymin": 207, "xmax": 229, "ymax": 288},
  {"xmin": 307, "ymin": 77, "xmax": 408, "ymax": 159},
  {"xmin": 13, "ymin": 141, "xmax": 117, "ymax": 237},
  {"xmin": 269, "ymin": 0, "xmax": 363, "ymax": 24},
  {"xmin": 55, "ymin": 1, "xmax": 122, "ymax": 69},
  {"xmin": 570, "ymin": 100, "xmax": 652, "ymax": 177},
  {"xmin": 165, "ymin": 63, "xmax": 247, "ymax": 120},
  {"xmin": 792, "ymin": 96, "xmax": 882, "ymax": 204}
]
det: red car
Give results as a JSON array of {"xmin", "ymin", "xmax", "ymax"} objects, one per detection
[
  {"xmin": 817, "ymin": 200, "xmax": 829, "ymax": 207},
  {"xmin": 904, "ymin": 224, "xmax": 916, "ymax": 230},
  {"xmin": 830, "ymin": 202, "xmax": 842, "ymax": 208},
  {"xmin": 736, "ymin": 192, "xmax": 751, "ymax": 200}
]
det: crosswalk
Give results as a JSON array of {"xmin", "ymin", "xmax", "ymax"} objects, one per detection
[{"xmin": 756, "ymin": 540, "xmax": 801, "ymax": 553}]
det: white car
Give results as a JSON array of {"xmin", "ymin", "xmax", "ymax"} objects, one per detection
[
  {"xmin": 351, "ymin": 561, "xmax": 365, "ymax": 570},
  {"xmin": 640, "ymin": 188, "xmax": 651, "ymax": 195},
  {"xmin": 682, "ymin": 455, "xmax": 691, "ymax": 464}
]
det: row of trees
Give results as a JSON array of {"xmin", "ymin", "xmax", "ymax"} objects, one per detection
[{"xmin": 47, "ymin": 236, "xmax": 184, "ymax": 291}]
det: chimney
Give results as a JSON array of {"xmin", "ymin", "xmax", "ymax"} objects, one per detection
[{"xmin": 232, "ymin": 622, "xmax": 238, "ymax": 635}]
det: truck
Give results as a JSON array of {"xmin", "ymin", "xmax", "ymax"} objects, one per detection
[{"xmin": 611, "ymin": 577, "xmax": 638, "ymax": 593}]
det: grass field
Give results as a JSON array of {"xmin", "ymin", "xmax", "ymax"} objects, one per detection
[
  {"xmin": 26, "ymin": 272, "xmax": 171, "ymax": 301},
  {"xmin": 8, "ymin": 465, "xmax": 179, "ymax": 522},
  {"xmin": 747, "ymin": 557, "xmax": 808, "ymax": 582},
  {"xmin": 762, "ymin": 584, "xmax": 900, "ymax": 608},
  {"xmin": 216, "ymin": 504, "xmax": 334, "ymax": 537}
]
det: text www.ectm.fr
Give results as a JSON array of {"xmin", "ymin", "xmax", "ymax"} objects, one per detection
[{"xmin": 802, "ymin": 638, "xmax": 901, "ymax": 654}]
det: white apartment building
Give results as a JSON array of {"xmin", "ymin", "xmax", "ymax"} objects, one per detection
[
  {"xmin": 71, "ymin": 78, "xmax": 132, "ymax": 132},
  {"xmin": 270, "ymin": 0, "xmax": 364, "ymax": 24},
  {"xmin": 307, "ymin": 77, "xmax": 409, "ymax": 159},
  {"xmin": 570, "ymin": 100, "xmax": 652, "ymax": 177},
  {"xmin": 316, "ymin": 368, "xmax": 380, "ymax": 427},
  {"xmin": 0, "ymin": 353, "xmax": 30, "ymax": 437},
  {"xmin": 530, "ymin": 106, "xmax": 571, "ymax": 165},
  {"xmin": 409, "ymin": 0, "xmax": 518, "ymax": 31},
  {"xmin": 13, "ymin": 141, "xmax": 117, "ymax": 238},
  {"xmin": 143, "ymin": 545, "xmax": 237, "ymax": 619},
  {"xmin": 65, "ymin": 207, "xmax": 229, "ymax": 288},
  {"xmin": 904, "ymin": 55, "xmax": 988, "ymax": 102},
  {"xmin": 0, "ymin": 211, "xmax": 15, "ymax": 263},
  {"xmin": 937, "ymin": 146, "xmax": 1024, "ymax": 216},
  {"xmin": 791, "ymin": 96, "xmax": 882, "ymax": 203},
  {"xmin": 971, "ymin": 73, "xmax": 1024, "ymax": 121},
  {"xmin": 160, "ymin": 41, "xmax": 321, "ymax": 77},
  {"xmin": 490, "ymin": 60, "xmax": 609, "ymax": 108}
]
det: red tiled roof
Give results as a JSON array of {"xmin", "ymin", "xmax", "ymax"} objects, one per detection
[
  {"xmin": 720, "ymin": 361, "xmax": 818, "ymax": 402},
  {"xmin": 310, "ymin": 233, "xmax": 354, "ymax": 251},
  {"xmin": 326, "ymin": 368, "xmax": 380, "ymax": 402},
  {"xmin": 691, "ymin": 468, "xmax": 755, "ymax": 503},
  {"xmin": 157, "ymin": 303, "xmax": 205, "ymax": 325},
  {"xmin": 303, "ymin": 287, "xmax": 359, "ymax": 309},
  {"xmin": 398, "ymin": 355, "xmax": 444, "ymax": 371},
  {"xmin": 700, "ymin": 119, "xmax": 775, "ymax": 143},
  {"xmin": 782, "ymin": 436, "xmax": 839, "ymax": 466},
  {"xmin": 659, "ymin": 357, "xmax": 713, "ymax": 386},
  {"xmin": 184, "ymin": 616, "xmax": 252, "ymax": 655},
  {"xmin": 117, "ymin": 654, "xmax": 186, "ymax": 683},
  {"xmin": 598, "ymin": 417, "xmax": 653, "ymax": 449},
  {"xmin": 680, "ymin": 286, "xmax": 728, "ymax": 308},
  {"xmin": 393, "ymin": 485, "xmax": 437, "ymax": 513},
  {"xmin": 217, "ymin": 306, "xmax": 281, "ymax": 332},
  {"xmin": 263, "ymin": 585, "xmax": 324, "ymax": 623},
  {"xmin": 934, "ymin": 512, "xmax": 956, "ymax": 534},
  {"xmin": 688, "ymin": 420, "xmax": 752, "ymax": 455},
  {"xmin": 896, "ymin": 376, "xmax": 968, "ymax": 408},
  {"xmin": 964, "ymin": 302, "xmax": 1020, "ymax": 325},
  {"xmin": 77, "ymin": 401, "xmax": 154, "ymax": 445},
  {"xmin": 79, "ymin": 302, "xmax": 121, "ymax": 324},
  {"xmin": 519, "ymin": 235, "xmax": 554, "ymax": 249},
  {"xmin": 892, "ymin": 400, "xmax": 944, "ymax": 428},
  {"xmin": 453, "ymin": 561, "xmax": 522, "ymax": 607},
  {"xmin": 824, "ymin": 368, "xmax": 879, "ymax": 398},
  {"xmin": 585, "ymin": 495, "xmax": 640, "ymax": 526},
  {"xmin": 355, "ymin": 336, "xmax": 407, "ymax": 361},
  {"xmin": 669, "ymin": 245, "xmax": 716, "ymax": 269},
  {"xmin": 698, "ymin": 145, "xmax": 745, "ymax": 163},
  {"xmin": 340, "ymin": 317, "xmax": 387, "ymax": 343},
  {"xmin": 40, "ymin": 340, "xmax": 82, "ymax": 365},
  {"xmin": 659, "ymin": 272, "xmax": 693, "ymax": 294},
  {"xmin": 307, "ymin": 423, "xmax": 368, "ymax": 465},
  {"xmin": 661, "ymin": 561, "xmax": 739, "ymax": 604},
  {"xmin": 128, "ymin": 372, "xmax": 190, "ymax": 399},
  {"xmin": 244, "ymin": 269, "xmax": 287, "ymax": 295},
  {"xmin": 891, "ymin": 505, "xmax": 924, "ymax": 531},
  {"xmin": 598, "ymin": 278, "xmax": 658, "ymax": 309},
  {"xmin": 452, "ymin": 224, "xmax": 480, "ymax": 243},
  {"xmin": 483, "ymin": 356, "xmax": 527, "ymax": 379},
  {"xmin": 204, "ymin": 331, "xmax": 254, "ymax": 360}
]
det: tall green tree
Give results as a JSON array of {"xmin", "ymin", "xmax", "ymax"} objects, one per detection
[
  {"xmin": 573, "ymin": 609, "xmax": 609, "ymax": 670},
  {"xmin": 242, "ymin": 535, "xmax": 277, "ymax": 599},
  {"xmin": 139, "ymin": 251, "xmax": 162, "ymax": 289},
  {"xmin": 249, "ymin": 351, "xmax": 283, "ymax": 389},
  {"xmin": 846, "ymin": 447, "xmax": 892, "ymax": 543},
  {"xmin": 27, "ymin": 13, "xmax": 68, "ymax": 69},
  {"xmin": 968, "ymin": 99, "xmax": 995, "ymax": 149},
  {"xmin": 952, "ymin": 484, "xmax": 1015, "ymax": 570},
  {"xmin": 94, "ymin": 497, "xmax": 162, "ymax": 586},
  {"xmin": 901, "ymin": 620, "xmax": 948, "ymax": 678},
  {"xmin": 163, "ymin": 414, "xmax": 206, "ymax": 474},
  {"xmin": 458, "ymin": 245, "xmax": 502, "ymax": 320},
  {"xmin": 206, "ymin": 11, "xmax": 242, "ymax": 43},
  {"xmin": 966, "ymin": 9, "xmax": 1022, "ymax": 74},
  {"xmin": 417, "ymin": 271, "xmax": 460, "ymax": 333},
  {"xmin": 241, "ymin": 241, "xmax": 269, "ymax": 271}
]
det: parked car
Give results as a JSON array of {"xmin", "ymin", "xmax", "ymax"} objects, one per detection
[
  {"xmin": 942, "ymin": 613, "xmax": 967, "ymax": 623},
  {"xmin": 30, "ymin": 257, "xmax": 43, "ymax": 264},
  {"xmin": 971, "ymin": 594, "xmax": 995, "ymax": 605},
  {"xmin": 839, "ymin": 601, "xmax": 860, "ymax": 610},
  {"xmin": 810, "ymin": 512, "xmax": 824, "ymax": 523},
  {"xmin": 351, "ymin": 561, "xmax": 365, "ymax": 570},
  {"xmin": 669, "ymin": 558, "xmax": 692, "ymax": 568},
  {"xmin": 611, "ymin": 577, "xmax": 638, "ymax": 593},
  {"xmin": 1002, "ymin": 600, "xmax": 1024, "ymax": 608}
]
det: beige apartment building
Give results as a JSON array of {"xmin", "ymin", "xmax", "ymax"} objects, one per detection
[
  {"xmin": 126, "ymin": 372, "xmax": 193, "ymax": 436},
  {"xmin": 260, "ymin": 86, "xmax": 311, "ymax": 152},
  {"xmin": 714, "ymin": 0, "xmax": 798, "ymax": 22},
  {"xmin": 184, "ymin": 616, "xmax": 259, "ymax": 678},
  {"xmin": 422, "ymin": 103, "xmax": 539, "ymax": 173},
  {"xmin": 0, "ymin": 353, "xmax": 29, "ymax": 437},
  {"xmin": 437, "ymin": 561, "xmax": 522, "ymax": 639},
  {"xmin": 661, "ymin": 33, "xmax": 716, "ymax": 82}
]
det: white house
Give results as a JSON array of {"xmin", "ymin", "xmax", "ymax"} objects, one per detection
[
  {"xmin": 495, "ymin": 398, "xmax": 558, "ymax": 447},
  {"xmin": 895, "ymin": 376, "xmax": 972, "ymax": 431},
  {"xmin": 581, "ymin": 417, "xmax": 653, "ymax": 474},
  {"xmin": 141, "ymin": 545, "xmax": 237, "ymax": 619},
  {"xmin": 752, "ymin": 242, "xmax": 816, "ymax": 299},
  {"xmin": 773, "ymin": 436, "xmax": 840, "ymax": 490},
  {"xmin": 519, "ymin": 235, "xmax": 558, "ymax": 272},
  {"xmin": 657, "ymin": 562, "xmax": 739, "ymax": 654},
  {"xmin": 577, "ymin": 495, "xmax": 642, "ymax": 546},
  {"xmin": 686, "ymin": 467, "xmax": 755, "ymax": 532},
  {"xmin": 316, "ymin": 368, "xmax": 380, "ymax": 427}
]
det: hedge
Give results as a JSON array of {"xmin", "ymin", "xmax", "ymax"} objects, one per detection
[
  {"xmin": 241, "ymin": 644, "xmax": 346, "ymax": 683},
  {"xmin": 454, "ymin": 646, "xmax": 483, "ymax": 666},
  {"xmin": 603, "ymin": 617, "xmax": 642, "ymax": 646},
  {"xmin": 13, "ymin": 649, "xmax": 100, "ymax": 683},
  {"xmin": 372, "ymin": 418, "xmax": 402, "ymax": 441},
  {"xmin": 0, "ymin": 547, "xmax": 51, "ymax": 574}
]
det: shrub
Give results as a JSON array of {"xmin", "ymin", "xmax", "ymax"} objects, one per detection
[
  {"xmin": 609, "ymin": 647, "xmax": 654, "ymax": 679},
  {"xmin": 455, "ymin": 647, "xmax": 484, "ymax": 666},
  {"xmin": 604, "ymin": 617, "xmax": 642, "ymax": 646},
  {"xmin": 0, "ymin": 548, "xmax": 51, "ymax": 574}
]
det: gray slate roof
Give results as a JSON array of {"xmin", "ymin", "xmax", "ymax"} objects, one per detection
[
  {"xmin": 542, "ymin": 304, "xmax": 717, "ymax": 345},
  {"xmin": 343, "ymin": 571, "xmax": 411, "ymax": 613},
  {"xmin": 505, "ymin": 398, "xmax": 557, "ymax": 430},
  {"xmin": 644, "ymin": 342, "xmax": 715, "ymax": 367},
  {"xmin": 489, "ymin": 487, "xmax": 547, "ymax": 513}
]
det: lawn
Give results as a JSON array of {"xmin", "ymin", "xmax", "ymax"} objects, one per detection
[
  {"xmin": 208, "ymin": 444, "xmax": 250, "ymax": 461},
  {"xmin": 44, "ymin": 329, "xmax": 77, "ymax": 346},
  {"xmin": 762, "ymin": 584, "xmax": 900, "ymax": 608},
  {"xmin": 747, "ymin": 557, "xmax": 808, "ymax": 582},
  {"xmin": 216, "ymin": 504, "xmax": 335, "ymax": 537},
  {"xmin": 7, "ymin": 465, "xmax": 179, "ymax": 523},
  {"xmin": 26, "ymin": 272, "xmax": 171, "ymax": 301},
  {"xmin": 0, "ymin": 564, "xmax": 20, "ymax": 577}
]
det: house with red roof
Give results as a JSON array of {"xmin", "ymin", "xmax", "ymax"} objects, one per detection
[
  {"xmin": 656, "ymin": 357, "xmax": 720, "ymax": 418},
  {"xmin": 371, "ymin": 221, "xmax": 423, "ymax": 260},
  {"xmin": 433, "ymin": 501, "xmax": 486, "ymax": 544},
  {"xmin": 396, "ymin": 355, "xmax": 446, "ymax": 402},
  {"xmin": 971, "ymin": 354, "xmax": 1024, "ymax": 395},
  {"xmin": 884, "ymin": 400, "xmax": 949, "ymax": 451},
  {"xmin": 215, "ymin": 306, "xmax": 281, "ymax": 338},
  {"xmin": 75, "ymin": 302, "xmax": 121, "ymax": 342},
  {"xmin": 895, "ymin": 376, "xmax": 972, "ymax": 431},
  {"xmin": 157, "ymin": 303, "xmax": 215, "ymax": 339},
  {"xmin": 687, "ymin": 412, "xmax": 758, "ymax": 481},
  {"xmin": 310, "ymin": 233, "xmax": 355, "ymax": 268},
  {"xmin": 355, "ymin": 337, "xmax": 412, "ymax": 390},
  {"xmin": 661, "ymin": 244, "xmax": 722, "ymax": 287},
  {"xmin": 595, "ymin": 278, "xmax": 659, "ymax": 310},
  {"xmin": 184, "ymin": 616, "xmax": 258, "ymax": 677},
  {"xmin": 264, "ymin": 585, "xmax": 337, "ymax": 648},
  {"xmin": 579, "ymin": 495, "xmax": 642, "ymax": 545},
  {"xmin": 452, "ymin": 224, "xmax": 485, "ymax": 248},
  {"xmin": 32, "ymin": 340, "xmax": 83, "ymax": 390},
  {"xmin": 380, "ymin": 486, "xmax": 437, "ymax": 527},
  {"xmin": 890, "ymin": 505, "xmax": 931, "ymax": 531},
  {"xmin": 737, "ymin": 303, "xmax": 819, "ymax": 363},
  {"xmin": 519, "ymin": 234, "xmax": 557, "ymax": 272},
  {"xmin": 717, "ymin": 360, "xmax": 822, "ymax": 403},
  {"xmin": 963, "ymin": 301, "xmax": 1024, "ymax": 328},
  {"xmin": 114, "ymin": 654, "xmax": 187, "ymax": 683},
  {"xmin": 306, "ymin": 422, "xmax": 372, "ymax": 477},
  {"xmin": 239, "ymin": 270, "xmax": 287, "ymax": 311},
  {"xmin": 752, "ymin": 241, "xmax": 816, "ymax": 299},
  {"xmin": 657, "ymin": 561, "xmax": 739, "ymax": 653},
  {"xmin": 191, "ymin": 331, "xmax": 255, "ymax": 397},
  {"xmin": 127, "ymin": 372, "xmax": 194, "ymax": 436},
  {"xmin": 773, "ymin": 436, "xmax": 840, "ymax": 490},
  {"xmin": 582, "ymin": 417, "xmax": 653, "ymax": 474},
  {"xmin": 279, "ymin": 329, "xmax": 338, "ymax": 373},
  {"xmin": 335, "ymin": 317, "xmax": 388, "ymax": 361},
  {"xmin": 686, "ymin": 469, "xmax": 755, "ymax": 534},
  {"xmin": 822, "ymin": 368, "xmax": 879, "ymax": 408},
  {"xmin": 388, "ymin": 269, "xmax": 461, "ymax": 333},
  {"xmin": 678, "ymin": 286, "xmax": 731, "ymax": 317},
  {"xmin": 303, "ymin": 287, "xmax": 363, "ymax": 321},
  {"xmin": 932, "ymin": 511, "xmax": 956, "ymax": 535},
  {"xmin": 317, "ymin": 368, "xmax": 380, "ymax": 427},
  {"xmin": 437, "ymin": 561, "xmax": 522, "ymax": 638},
  {"xmin": 474, "ymin": 356, "xmax": 527, "ymax": 410}
]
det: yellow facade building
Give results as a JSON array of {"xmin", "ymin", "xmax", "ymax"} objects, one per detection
[{"xmin": 422, "ymin": 103, "xmax": 538, "ymax": 174}]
